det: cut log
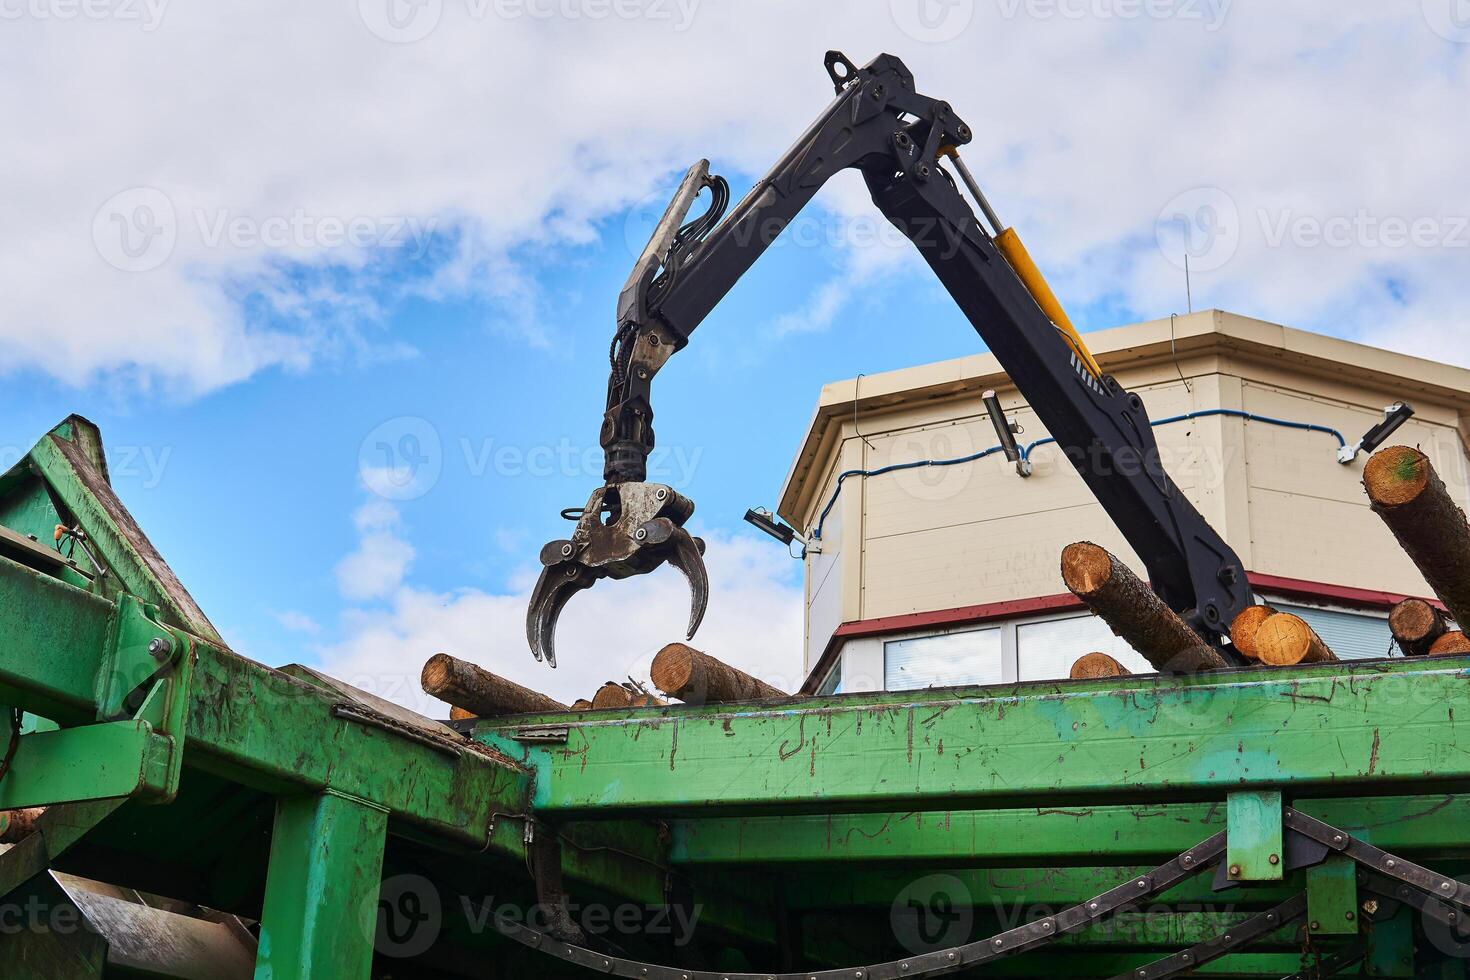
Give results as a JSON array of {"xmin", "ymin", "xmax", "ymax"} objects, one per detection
[
  {"xmin": 449, "ymin": 706, "xmax": 475, "ymax": 721},
  {"xmin": 590, "ymin": 683, "xmax": 665, "ymax": 709},
  {"xmin": 651, "ymin": 642, "xmax": 789, "ymax": 704},
  {"xmin": 570, "ymin": 699, "xmax": 593, "ymax": 711},
  {"xmin": 1364, "ymin": 447, "xmax": 1470, "ymax": 626},
  {"xmin": 591, "ymin": 683, "xmax": 632, "ymax": 709},
  {"xmin": 1060, "ymin": 542, "xmax": 1226, "ymax": 672},
  {"xmin": 1229, "ymin": 604, "xmax": 1278, "ymax": 661},
  {"xmin": 1429, "ymin": 630, "xmax": 1470, "ymax": 656},
  {"xmin": 0, "ymin": 808, "xmax": 44, "ymax": 844},
  {"xmin": 1069, "ymin": 652, "xmax": 1132, "ymax": 679},
  {"xmin": 1389, "ymin": 598, "xmax": 1447, "ymax": 657},
  {"xmin": 420, "ymin": 654, "xmax": 566, "ymax": 717},
  {"xmin": 1253, "ymin": 612, "xmax": 1338, "ymax": 665}
]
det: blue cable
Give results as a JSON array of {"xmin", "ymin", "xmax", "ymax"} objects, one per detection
[{"xmin": 810, "ymin": 408, "xmax": 1346, "ymax": 541}]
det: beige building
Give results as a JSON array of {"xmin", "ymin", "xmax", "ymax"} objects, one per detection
[{"xmin": 777, "ymin": 310, "xmax": 1470, "ymax": 694}]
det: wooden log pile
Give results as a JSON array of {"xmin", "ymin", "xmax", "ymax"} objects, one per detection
[{"xmin": 1060, "ymin": 542, "xmax": 1226, "ymax": 672}]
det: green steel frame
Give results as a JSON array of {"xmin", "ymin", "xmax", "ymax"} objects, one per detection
[{"xmin": 0, "ymin": 416, "xmax": 1466, "ymax": 978}]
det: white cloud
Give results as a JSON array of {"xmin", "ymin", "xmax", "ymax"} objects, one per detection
[
  {"xmin": 315, "ymin": 530, "xmax": 804, "ymax": 714},
  {"xmin": 5, "ymin": 4, "xmax": 1469, "ymax": 393},
  {"xmin": 335, "ymin": 501, "xmax": 416, "ymax": 600},
  {"xmin": 274, "ymin": 609, "xmax": 322, "ymax": 635}
]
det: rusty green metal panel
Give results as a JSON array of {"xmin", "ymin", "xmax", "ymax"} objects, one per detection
[
  {"xmin": 255, "ymin": 790, "xmax": 388, "ymax": 980},
  {"xmin": 670, "ymin": 795, "xmax": 1470, "ymax": 865},
  {"xmin": 482, "ymin": 660, "xmax": 1470, "ymax": 814},
  {"xmin": 1307, "ymin": 855, "xmax": 1359, "ymax": 936},
  {"xmin": 1228, "ymin": 790, "xmax": 1284, "ymax": 882},
  {"xmin": 0, "ymin": 720, "xmax": 171, "ymax": 810}
]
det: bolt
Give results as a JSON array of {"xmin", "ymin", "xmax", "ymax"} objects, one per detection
[
  {"xmin": 947, "ymin": 953, "xmax": 956, "ymax": 961},
  {"xmin": 1181, "ymin": 953, "xmax": 1192, "ymax": 963},
  {"xmin": 1267, "ymin": 913, "xmax": 1278, "ymax": 923},
  {"xmin": 916, "ymin": 164, "xmax": 930, "ymax": 178},
  {"xmin": 1224, "ymin": 935, "xmax": 1233, "ymax": 943},
  {"xmin": 1182, "ymin": 855, "xmax": 1194, "ymax": 865},
  {"xmin": 561, "ymin": 543, "xmax": 574, "ymax": 557},
  {"xmin": 655, "ymin": 488, "xmax": 668, "ymax": 501},
  {"xmin": 1137, "ymin": 878, "xmax": 1148, "ymax": 889},
  {"xmin": 993, "ymin": 939, "xmax": 1003, "ymax": 948},
  {"xmin": 1229, "ymin": 864, "xmax": 1241, "ymax": 877},
  {"xmin": 1088, "ymin": 902, "xmax": 1100, "ymax": 912},
  {"xmin": 1041, "ymin": 921, "xmax": 1053, "ymax": 931},
  {"xmin": 147, "ymin": 637, "xmax": 170, "ymax": 660},
  {"xmin": 635, "ymin": 527, "xmax": 648, "ymax": 541},
  {"xmin": 1345, "ymin": 911, "xmax": 1355, "ymax": 921},
  {"xmin": 1386, "ymin": 859, "xmax": 1397, "ymax": 869},
  {"xmin": 1442, "ymin": 881, "xmax": 1457, "ymax": 893},
  {"xmin": 1269, "ymin": 853, "xmax": 1280, "ymax": 865},
  {"xmin": 1310, "ymin": 921, "xmax": 1321, "ymax": 931},
  {"xmin": 1332, "ymin": 834, "xmax": 1345, "ymax": 845}
]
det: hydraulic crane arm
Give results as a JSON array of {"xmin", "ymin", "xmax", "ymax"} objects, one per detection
[{"xmin": 527, "ymin": 51, "xmax": 1249, "ymax": 667}]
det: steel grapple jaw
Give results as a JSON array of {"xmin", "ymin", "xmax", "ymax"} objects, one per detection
[{"xmin": 526, "ymin": 483, "xmax": 707, "ymax": 667}]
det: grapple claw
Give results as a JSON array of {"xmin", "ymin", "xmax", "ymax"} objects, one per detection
[
  {"xmin": 526, "ymin": 559, "xmax": 597, "ymax": 668},
  {"xmin": 525, "ymin": 483, "xmax": 703, "ymax": 666}
]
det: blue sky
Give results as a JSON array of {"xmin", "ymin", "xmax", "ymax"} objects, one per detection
[{"xmin": 3, "ymin": 1, "xmax": 1466, "ymax": 704}]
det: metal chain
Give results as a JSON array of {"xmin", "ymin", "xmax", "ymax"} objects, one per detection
[{"xmin": 488, "ymin": 813, "xmax": 1468, "ymax": 980}]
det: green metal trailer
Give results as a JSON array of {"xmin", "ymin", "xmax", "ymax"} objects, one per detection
[{"xmin": 0, "ymin": 416, "xmax": 1467, "ymax": 977}]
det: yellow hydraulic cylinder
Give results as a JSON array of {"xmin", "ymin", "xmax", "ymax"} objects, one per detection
[{"xmin": 992, "ymin": 226, "xmax": 1104, "ymax": 380}]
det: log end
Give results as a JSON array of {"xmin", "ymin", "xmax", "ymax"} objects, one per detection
[
  {"xmin": 1060, "ymin": 541, "xmax": 1113, "ymax": 596},
  {"xmin": 420, "ymin": 652, "xmax": 454, "ymax": 694},
  {"xmin": 1364, "ymin": 445, "xmax": 1430, "ymax": 508},
  {"xmin": 570, "ymin": 699, "xmax": 593, "ymax": 711},
  {"xmin": 1069, "ymin": 652, "xmax": 1131, "ymax": 679},
  {"xmin": 1228, "ymin": 605, "xmax": 1276, "ymax": 660},
  {"xmin": 449, "ymin": 706, "xmax": 475, "ymax": 721},
  {"xmin": 650, "ymin": 642, "xmax": 698, "ymax": 696},
  {"xmin": 1255, "ymin": 612, "xmax": 1336, "ymax": 665},
  {"xmin": 1429, "ymin": 630, "xmax": 1470, "ymax": 656},
  {"xmin": 591, "ymin": 682, "xmax": 633, "ymax": 710}
]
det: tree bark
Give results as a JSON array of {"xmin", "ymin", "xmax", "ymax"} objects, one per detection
[
  {"xmin": 651, "ymin": 642, "xmax": 789, "ymax": 704},
  {"xmin": 570, "ymin": 699, "xmax": 593, "ymax": 711},
  {"xmin": 590, "ymin": 684, "xmax": 667, "ymax": 709},
  {"xmin": 1060, "ymin": 542, "xmax": 1226, "ymax": 672},
  {"xmin": 1389, "ymin": 598, "xmax": 1447, "ymax": 657},
  {"xmin": 1429, "ymin": 630, "xmax": 1470, "ymax": 656},
  {"xmin": 1229, "ymin": 604, "xmax": 1278, "ymax": 661},
  {"xmin": 420, "ymin": 654, "xmax": 566, "ymax": 717},
  {"xmin": 1069, "ymin": 652, "xmax": 1132, "ymax": 679},
  {"xmin": 1254, "ymin": 612, "xmax": 1338, "ymax": 665},
  {"xmin": 1364, "ymin": 446, "xmax": 1470, "ymax": 626}
]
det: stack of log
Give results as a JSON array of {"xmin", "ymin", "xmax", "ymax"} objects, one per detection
[
  {"xmin": 421, "ymin": 644, "xmax": 788, "ymax": 722},
  {"xmin": 1063, "ymin": 444, "xmax": 1470, "ymax": 678}
]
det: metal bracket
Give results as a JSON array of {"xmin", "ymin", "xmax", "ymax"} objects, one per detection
[
  {"xmin": 91, "ymin": 593, "xmax": 194, "ymax": 803},
  {"xmin": 1227, "ymin": 790, "xmax": 1284, "ymax": 882}
]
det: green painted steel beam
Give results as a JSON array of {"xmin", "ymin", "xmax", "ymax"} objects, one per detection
[
  {"xmin": 669, "ymin": 795, "xmax": 1470, "ymax": 866},
  {"xmin": 482, "ymin": 659, "xmax": 1470, "ymax": 815},
  {"xmin": 0, "ymin": 720, "xmax": 171, "ymax": 810},
  {"xmin": 255, "ymin": 790, "xmax": 388, "ymax": 979},
  {"xmin": 0, "ymin": 553, "xmax": 530, "ymax": 847}
]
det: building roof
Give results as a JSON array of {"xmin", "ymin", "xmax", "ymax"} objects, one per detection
[{"xmin": 777, "ymin": 309, "xmax": 1470, "ymax": 525}]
